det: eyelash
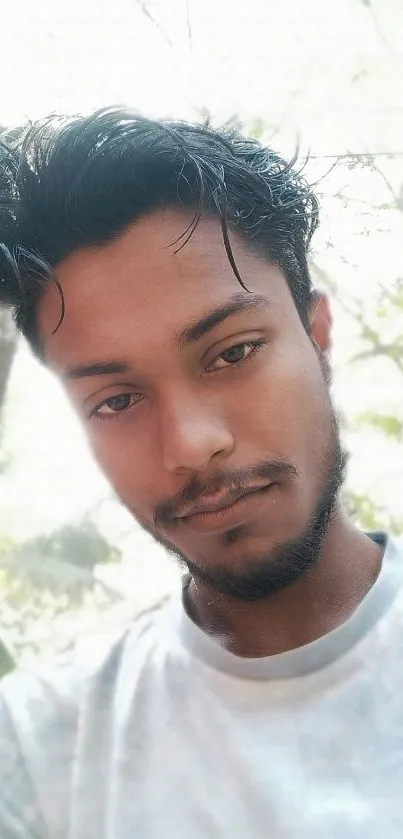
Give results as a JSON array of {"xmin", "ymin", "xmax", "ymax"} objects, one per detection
[
  {"xmin": 89, "ymin": 338, "xmax": 266, "ymax": 423},
  {"xmin": 205, "ymin": 338, "xmax": 266, "ymax": 373}
]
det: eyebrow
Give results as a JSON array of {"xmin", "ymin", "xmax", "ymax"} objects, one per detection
[
  {"xmin": 64, "ymin": 292, "xmax": 270, "ymax": 381},
  {"xmin": 64, "ymin": 360, "xmax": 130, "ymax": 381},
  {"xmin": 177, "ymin": 292, "xmax": 270, "ymax": 348}
]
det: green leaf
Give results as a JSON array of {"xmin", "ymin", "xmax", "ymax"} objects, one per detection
[
  {"xmin": 0, "ymin": 639, "xmax": 14, "ymax": 678},
  {"xmin": 343, "ymin": 489, "xmax": 403, "ymax": 536},
  {"xmin": 354, "ymin": 412, "xmax": 403, "ymax": 440}
]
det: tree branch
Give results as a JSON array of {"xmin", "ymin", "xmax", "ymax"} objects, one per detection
[
  {"xmin": 136, "ymin": 0, "xmax": 173, "ymax": 48},
  {"xmin": 310, "ymin": 261, "xmax": 403, "ymax": 375},
  {"xmin": 186, "ymin": 0, "xmax": 193, "ymax": 48},
  {"xmin": 309, "ymin": 152, "xmax": 403, "ymax": 160}
]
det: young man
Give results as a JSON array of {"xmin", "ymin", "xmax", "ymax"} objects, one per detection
[{"xmin": 0, "ymin": 109, "xmax": 402, "ymax": 838}]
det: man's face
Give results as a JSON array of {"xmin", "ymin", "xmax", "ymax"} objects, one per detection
[{"xmin": 38, "ymin": 209, "xmax": 342, "ymax": 597}]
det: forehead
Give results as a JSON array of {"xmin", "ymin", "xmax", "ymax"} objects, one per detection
[{"xmin": 37, "ymin": 208, "xmax": 292, "ymax": 369}]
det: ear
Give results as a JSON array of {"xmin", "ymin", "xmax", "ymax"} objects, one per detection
[{"xmin": 309, "ymin": 291, "xmax": 332, "ymax": 353}]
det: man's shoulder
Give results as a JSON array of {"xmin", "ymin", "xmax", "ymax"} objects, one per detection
[
  {"xmin": 392, "ymin": 535, "xmax": 403, "ymax": 554},
  {"xmin": 0, "ymin": 598, "xmax": 175, "ymax": 835},
  {"xmin": 0, "ymin": 597, "xmax": 170, "ymax": 734}
]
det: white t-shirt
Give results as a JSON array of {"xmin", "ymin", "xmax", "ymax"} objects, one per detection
[{"xmin": 1, "ymin": 532, "xmax": 403, "ymax": 839}]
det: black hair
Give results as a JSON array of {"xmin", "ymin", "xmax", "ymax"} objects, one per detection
[{"xmin": 0, "ymin": 107, "xmax": 319, "ymax": 356}]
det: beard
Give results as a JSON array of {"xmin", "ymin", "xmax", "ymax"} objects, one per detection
[
  {"xmin": 125, "ymin": 350, "xmax": 348, "ymax": 603},
  {"xmin": 158, "ymin": 412, "xmax": 347, "ymax": 602},
  {"xmin": 129, "ymin": 402, "xmax": 348, "ymax": 603},
  {"xmin": 181, "ymin": 423, "xmax": 347, "ymax": 602}
]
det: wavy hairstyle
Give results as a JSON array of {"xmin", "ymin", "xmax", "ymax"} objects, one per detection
[{"xmin": 0, "ymin": 108, "xmax": 319, "ymax": 356}]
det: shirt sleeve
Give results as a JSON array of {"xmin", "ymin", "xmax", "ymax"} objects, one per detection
[{"xmin": 0, "ymin": 693, "xmax": 48, "ymax": 839}]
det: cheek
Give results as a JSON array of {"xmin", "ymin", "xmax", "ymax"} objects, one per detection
[
  {"xmin": 86, "ymin": 424, "xmax": 155, "ymax": 510},
  {"xmin": 233, "ymin": 342, "xmax": 330, "ymax": 457},
  {"xmin": 278, "ymin": 356, "xmax": 334, "ymax": 471}
]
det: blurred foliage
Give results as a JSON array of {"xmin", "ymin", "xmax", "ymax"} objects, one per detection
[
  {"xmin": 353, "ymin": 412, "xmax": 403, "ymax": 441},
  {"xmin": 0, "ymin": 524, "xmax": 127, "ymax": 669},
  {"xmin": 0, "ymin": 418, "xmax": 11, "ymax": 475},
  {"xmin": 17, "ymin": 520, "xmax": 122, "ymax": 570},
  {"xmin": 306, "ymin": 149, "xmax": 403, "ymax": 536},
  {"xmin": 343, "ymin": 490, "xmax": 403, "ymax": 537},
  {"xmin": 0, "ymin": 524, "xmax": 125, "ymax": 670},
  {"xmin": 0, "ymin": 637, "xmax": 14, "ymax": 678},
  {"xmin": 0, "ymin": 307, "xmax": 18, "ymax": 433},
  {"xmin": 0, "ymin": 563, "xmax": 128, "ymax": 668}
]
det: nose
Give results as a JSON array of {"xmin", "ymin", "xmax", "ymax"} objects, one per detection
[{"xmin": 159, "ymin": 393, "xmax": 234, "ymax": 474}]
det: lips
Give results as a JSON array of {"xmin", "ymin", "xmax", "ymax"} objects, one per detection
[
  {"xmin": 176, "ymin": 483, "xmax": 273, "ymax": 520},
  {"xmin": 175, "ymin": 483, "xmax": 275, "ymax": 534}
]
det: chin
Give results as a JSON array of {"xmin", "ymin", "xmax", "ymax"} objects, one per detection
[{"xmin": 179, "ymin": 494, "xmax": 337, "ymax": 601}]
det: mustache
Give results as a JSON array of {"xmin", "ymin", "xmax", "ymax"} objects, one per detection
[{"xmin": 153, "ymin": 459, "xmax": 298, "ymax": 529}]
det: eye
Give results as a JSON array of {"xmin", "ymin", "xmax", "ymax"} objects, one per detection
[
  {"xmin": 90, "ymin": 392, "xmax": 142, "ymax": 419},
  {"xmin": 207, "ymin": 339, "xmax": 265, "ymax": 372}
]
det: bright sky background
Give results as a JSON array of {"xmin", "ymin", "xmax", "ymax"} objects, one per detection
[
  {"xmin": 1, "ymin": 0, "xmax": 402, "ymax": 150},
  {"xmin": 1, "ymin": 0, "xmax": 402, "ymax": 554}
]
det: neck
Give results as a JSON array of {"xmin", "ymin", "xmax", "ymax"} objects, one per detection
[{"xmin": 186, "ymin": 508, "xmax": 384, "ymax": 658}]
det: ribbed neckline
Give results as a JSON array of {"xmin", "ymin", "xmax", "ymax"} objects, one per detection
[{"xmin": 167, "ymin": 533, "xmax": 403, "ymax": 680}]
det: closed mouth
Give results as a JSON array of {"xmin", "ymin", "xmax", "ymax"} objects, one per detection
[{"xmin": 176, "ymin": 483, "xmax": 273, "ymax": 520}]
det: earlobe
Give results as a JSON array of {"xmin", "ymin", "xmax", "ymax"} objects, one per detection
[{"xmin": 309, "ymin": 291, "xmax": 332, "ymax": 353}]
